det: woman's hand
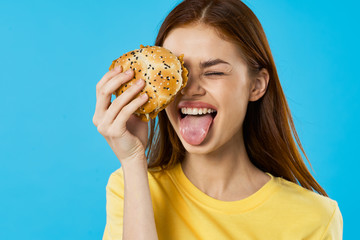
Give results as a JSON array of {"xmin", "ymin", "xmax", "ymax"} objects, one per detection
[{"xmin": 93, "ymin": 66, "xmax": 149, "ymax": 166}]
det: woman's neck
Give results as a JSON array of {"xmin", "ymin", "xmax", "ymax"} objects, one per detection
[{"xmin": 181, "ymin": 132, "xmax": 270, "ymax": 201}]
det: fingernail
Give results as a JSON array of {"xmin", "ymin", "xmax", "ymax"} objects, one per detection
[
  {"xmin": 136, "ymin": 79, "xmax": 143, "ymax": 85},
  {"xmin": 125, "ymin": 69, "xmax": 132, "ymax": 75},
  {"xmin": 114, "ymin": 66, "xmax": 121, "ymax": 72},
  {"xmin": 141, "ymin": 93, "xmax": 148, "ymax": 99}
]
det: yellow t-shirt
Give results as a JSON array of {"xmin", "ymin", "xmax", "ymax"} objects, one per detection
[{"xmin": 103, "ymin": 162, "xmax": 343, "ymax": 240}]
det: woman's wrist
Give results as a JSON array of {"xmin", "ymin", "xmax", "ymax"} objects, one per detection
[{"xmin": 121, "ymin": 155, "xmax": 148, "ymax": 173}]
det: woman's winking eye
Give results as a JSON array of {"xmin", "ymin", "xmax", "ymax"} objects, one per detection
[{"xmin": 204, "ymin": 71, "xmax": 225, "ymax": 76}]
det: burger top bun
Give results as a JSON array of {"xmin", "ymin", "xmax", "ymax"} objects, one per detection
[{"xmin": 109, "ymin": 45, "xmax": 189, "ymax": 122}]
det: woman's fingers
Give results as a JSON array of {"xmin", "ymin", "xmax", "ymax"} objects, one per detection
[
  {"xmin": 112, "ymin": 90, "xmax": 149, "ymax": 131},
  {"xmin": 102, "ymin": 79, "xmax": 147, "ymax": 126},
  {"xmin": 96, "ymin": 66, "xmax": 122, "ymax": 91},
  {"xmin": 93, "ymin": 69, "xmax": 134, "ymax": 126}
]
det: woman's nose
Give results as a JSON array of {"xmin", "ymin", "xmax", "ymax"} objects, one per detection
[{"xmin": 180, "ymin": 74, "xmax": 206, "ymax": 96}]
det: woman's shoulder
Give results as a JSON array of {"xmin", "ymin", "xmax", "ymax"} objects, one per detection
[
  {"xmin": 270, "ymin": 176, "xmax": 343, "ymax": 238},
  {"xmin": 272, "ymin": 175, "xmax": 342, "ymax": 223},
  {"xmin": 274, "ymin": 176, "xmax": 337, "ymax": 207}
]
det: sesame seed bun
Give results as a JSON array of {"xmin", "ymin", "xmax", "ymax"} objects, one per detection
[{"xmin": 109, "ymin": 45, "xmax": 188, "ymax": 122}]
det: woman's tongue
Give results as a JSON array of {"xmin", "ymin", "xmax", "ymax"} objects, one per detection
[{"xmin": 180, "ymin": 114, "xmax": 214, "ymax": 145}]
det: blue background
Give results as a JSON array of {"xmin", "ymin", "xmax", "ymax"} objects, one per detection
[{"xmin": 1, "ymin": 0, "xmax": 358, "ymax": 239}]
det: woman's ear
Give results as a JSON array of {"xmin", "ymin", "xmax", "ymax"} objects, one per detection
[{"xmin": 249, "ymin": 68, "xmax": 269, "ymax": 102}]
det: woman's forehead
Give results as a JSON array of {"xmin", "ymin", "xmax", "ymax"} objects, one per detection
[
  {"xmin": 163, "ymin": 24, "xmax": 245, "ymax": 68},
  {"xmin": 163, "ymin": 25, "xmax": 239, "ymax": 63}
]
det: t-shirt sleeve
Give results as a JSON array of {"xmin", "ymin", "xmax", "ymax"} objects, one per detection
[
  {"xmin": 320, "ymin": 201, "xmax": 343, "ymax": 240},
  {"xmin": 102, "ymin": 168, "xmax": 125, "ymax": 240}
]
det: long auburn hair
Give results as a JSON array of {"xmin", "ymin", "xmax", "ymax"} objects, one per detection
[{"xmin": 145, "ymin": 0, "xmax": 328, "ymax": 197}]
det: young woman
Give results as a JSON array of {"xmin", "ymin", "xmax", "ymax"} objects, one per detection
[{"xmin": 93, "ymin": 0, "xmax": 343, "ymax": 239}]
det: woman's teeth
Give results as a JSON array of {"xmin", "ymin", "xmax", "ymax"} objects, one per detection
[{"xmin": 180, "ymin": 108, "xmax": 217, "ymax": 115}]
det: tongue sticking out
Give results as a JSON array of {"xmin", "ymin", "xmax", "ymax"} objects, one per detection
[{"xmin": 180, "ymin": 114, "xmax": 214, "ymax": 145}]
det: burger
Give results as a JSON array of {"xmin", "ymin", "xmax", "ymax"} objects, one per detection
[{"xmin": 109, "ymin": 45, "xmax": 189, "ymax": 122}]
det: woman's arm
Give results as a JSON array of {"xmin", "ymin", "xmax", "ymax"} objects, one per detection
[{"xmin": 122, "ymin": 159, "xmax": 159, "ymax": 240}]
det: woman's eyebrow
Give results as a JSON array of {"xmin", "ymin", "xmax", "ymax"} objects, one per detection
[{"xmin": 200, "ymin": 59, "xmax": 231, "ymax": 69}]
